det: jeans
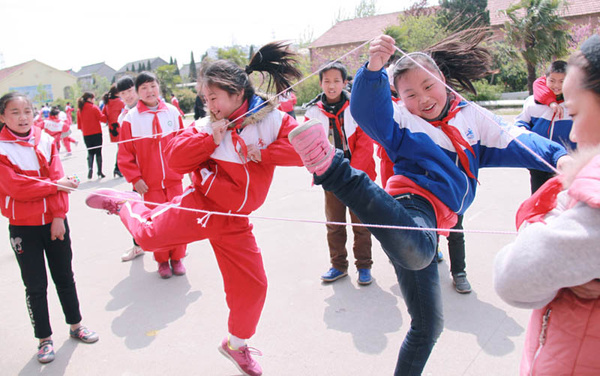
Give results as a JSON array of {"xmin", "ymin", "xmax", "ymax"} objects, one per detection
[{"xmin": 315, "ymin": 151, "xmax": 444, "ymax": 375}]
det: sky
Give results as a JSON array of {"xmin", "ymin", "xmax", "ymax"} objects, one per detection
[{"xmin": 0, "ymin": 0, "xmax": 426, "ymax": 72}]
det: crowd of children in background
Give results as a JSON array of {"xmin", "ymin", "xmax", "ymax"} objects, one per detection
[{"xmin": 1, "ymin": 31, "xmax": 599, "ymax": 376}]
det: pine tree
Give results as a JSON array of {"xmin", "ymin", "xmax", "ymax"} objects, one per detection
[
  {"xmin": 130, "ymin": 64, "xmax": 135, "ymax": 72},
  {"xmin": 174, "ymin": 58, "xmax": 180, "ymax": 76},
  {"xmin": 147, "ymin": 59, "xmax": 152, "ymax": 72},
  {"xmin": 189, "ymin": 51, "xmax": 197, "ymax": 81},
  {"xmin": 138, "ymin": 63, "xmax": 143, "ymax": 72},
  {"xmin": 169, "ymin": 56, "xmax": 174, "ymax": 65}
]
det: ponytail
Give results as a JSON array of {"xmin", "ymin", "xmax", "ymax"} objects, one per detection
[
  {"xmin": 394, "ymin": 28, "xmax": 493, "ymax": 95},
  {"xmin": 78, "ymin": 91, "xmax": 94, "ymax": 110},
  {"xmin": 200, "ymin": 41, "xmax": 301, "ymax": 102}
]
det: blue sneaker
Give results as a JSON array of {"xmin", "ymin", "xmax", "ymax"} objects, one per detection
[
  {"xmin": 321, "ymin": 267, "xmax": 347, "ymax": 282},
  {"xmin": 357, "ymin": 268, "xmax": 372, "ymax": 285},
  {"xmin": 436, "ymin": 248, "xmax": 444, "ymax": 262}
]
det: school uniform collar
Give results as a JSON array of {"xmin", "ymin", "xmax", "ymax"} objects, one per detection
[{"xmin": 136, "ymin": 99, "xmax": 169, "ymax": 114}]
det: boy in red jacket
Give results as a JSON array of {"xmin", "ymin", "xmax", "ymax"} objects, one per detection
[{"xmin": 118, "ymin": 72, "xmax": 187, "ymax": 278}]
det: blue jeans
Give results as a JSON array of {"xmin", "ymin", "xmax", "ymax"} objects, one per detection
[{"xmin": 315, "ymin": 151, "xmax": 444, "ymax": 375}]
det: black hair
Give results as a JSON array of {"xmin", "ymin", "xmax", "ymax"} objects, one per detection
[
  {"xmin": 116, "ymin": 75, "xmax": 135, "ymax": 93},
  {"xmin": 135, "ymin": 71, "xmax": 158, "ymax": 91},
  {"xmin": 50, "ymin": 106, "xmax": 60, "ymax": 117},
  {"xmin": 102, "ymin": 84, "xmax": 119, "ymax": 104},
  {"xmin": 546, "ymin": 60, "xmax": 568, "ymax": 76},
  {"xmin": 318, "ymin": 61, "xmax": 348, "ymax": 81},
  {"xmin": 78, "ymin": 91, "xmax": 95, "ymax": 110},
  {"xmin": 199, "ymin": 41, "xmax": 301, "ymax": 102},
  {"xmin": 392, "ymin": 28, "xmax": 493, "ymax": 95},
  {"xmin": 0, "ymin": 92, "xmax": 33, "ymax": 130}
]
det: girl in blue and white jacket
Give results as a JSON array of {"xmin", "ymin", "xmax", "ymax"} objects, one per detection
[{"xmin": 288, "ymin": 30, "xmax": 570, "ymax": 376}]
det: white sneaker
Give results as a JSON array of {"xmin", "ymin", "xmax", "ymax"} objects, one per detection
[{"xmin": 121, "ymin": 245, "xmax": 144, "ymax": 262}]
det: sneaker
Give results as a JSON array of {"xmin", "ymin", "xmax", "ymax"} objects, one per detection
[
  {"xmin": 121, "ymin": 245, "xmax": 144, "ymax": 262},
  {"xmin": 321, "ymin": 267, "xmax": 348, "ymax": 282},
  {"xmin": 357, "ymin": 268, "xmax": 373, "ymax": 285},
  {"xmin": 288, "ymin": 119, "xmax": 335, "ymax": 175},
  {"xmin": 85, "ymin": 189, "xmax": 140, "ymax": 215},
  {"xmin": 171, "ymin": 259, "xmax": 186, "ymax": 276},
  {"xmin": 37, "ymin": 340, "xmax": 55, "ymax": 364},
  {"xmin": 218, "ymin": 337, "xmax": 263, "ymax": 376},
  {"xmin": 69, "ymin": 326, "xmax": 99, "ymax": 343},
  {"xmin": 158, "ymin": 262, "xmax": 172, "ymax": 279},
  {"xmin": 452, "ymin": 272, "xmax": 472, "ymax": 294},
  {"xmin": 436, "ymin": 248, "xmax": 444, "ymax": 262}
]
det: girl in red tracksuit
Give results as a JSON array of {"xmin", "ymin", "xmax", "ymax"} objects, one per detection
[
  {"xmin": 0, "ymin": 93, "xmax": 98, "ymax": 365},
  {"xmin": 77, "ymin": 92, "xmax": 107, "ymax": 179},
  {"xmin": 87, "ymin": 42, "xmax": 303, "ymax": 376},
  {"xmin": 102, "ymin": 85, "xmax": 126, "ymax": 177},
  {"xmin": 118, "ymin": 71, "xmax": 187, "ymax": 279},
  {"xmin": 39, "ymin": 107, "xmax": 69, "ymax": 152}
]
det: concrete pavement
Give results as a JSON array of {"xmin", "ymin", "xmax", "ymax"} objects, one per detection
[{"xmin": 0, "ymin": 115, "xmax": 535, "ymax": 375}]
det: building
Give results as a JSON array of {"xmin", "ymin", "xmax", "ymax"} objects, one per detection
[
  {"xmin": 114, "ymin": 57, "xmax": 169, "ymax": 79},
  {"xmin": 0, "ymin": 60, "xmax": 77, "ymax": 104},
  {"xmin": 75, "ymin": 62, "xmax": 116, "ymax": 88}
]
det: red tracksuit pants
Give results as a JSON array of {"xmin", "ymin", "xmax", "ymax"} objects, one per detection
[
  {"xmin": 142, "ymin": 185, "xmax": 186, "ymax": 263},
  {"xmin": 119, "ymin": 186, "xmax": 267, "ymax": 339}
]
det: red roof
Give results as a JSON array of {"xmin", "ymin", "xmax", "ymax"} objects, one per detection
[
  {"xmin": 489, "ymin": 0, "xmax": 600, "ymax": 26},
  {"xmin": 310, "ymin": 12, "xmax": 403, "ymax": 49},
  {"xmin": 0, "ymin": 61, "xmax": 29, "ymax": 82}
]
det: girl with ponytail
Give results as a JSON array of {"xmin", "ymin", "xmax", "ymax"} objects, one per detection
[
  {"xmin": 287, "ymin": 29, "xmax": 571, "ymax": 375},
  {"xmin": 85, "ymin": 41, "xmax": 303, "ymax": 376}
]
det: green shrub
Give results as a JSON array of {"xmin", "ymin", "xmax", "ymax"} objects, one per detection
[
  {"xmin": 173, "ymin": 88, "xmax": 196, "ymax": 114},
  {"xmin": 463, "ymin": 80, "xmax": 502, "ymax": 101},
  {"xmin": 295, "ymin": 75, "xmax": 321, "ymax": 107}
]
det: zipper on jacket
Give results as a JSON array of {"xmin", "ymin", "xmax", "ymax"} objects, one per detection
[
  {"xmin": 529, "ymin": 308, "xmax": 552, "ymax": 376},
  {"xmin": 158, "ymin": 141, "xmax": 166, "ymax": 189},
  {"xmin": 236, "ymin": 162, "xmax": 250, "ymax": 212}
]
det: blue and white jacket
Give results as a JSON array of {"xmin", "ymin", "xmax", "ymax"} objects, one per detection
[
  {"xmin": 350, "ymin": 65, "xmax": 568, "ymax": 215},
  {"xmin": 515, "ymin": 96, "xmax": 576, "ymax": 151}
]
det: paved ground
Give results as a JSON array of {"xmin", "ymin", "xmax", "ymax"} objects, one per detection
[{"xmin": 0, "ymin": 114, "xmax": 536, "ymax": 376}]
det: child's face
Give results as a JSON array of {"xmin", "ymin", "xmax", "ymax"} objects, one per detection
[
  {"xmin": 202, "ymin": 84, "xmax": 244, "ymax": 120},
  {"xmin": 137, "ymin": 81, "xmax": 160, "ymax": 106},
  {"xmin": 0, "ymin": 97, "xmax": 34, "ymax": 136},
  {"xmin": 563, "ymin": 66, "xmax": 600, "ymax": 147},
  {"xmin": 320, "ymin": 69, "xmax": 346, "ymax": 103},
  {"xmin": 118, "ymin": 87, "xmax": 138, "ymax": 107},
  {"xmin": 395, "ymin": 67, "xmax": 448, "ymax": 121},
  {"xmin": 547, "ymin": 72, "xmax": 566, "ymax": 96}
]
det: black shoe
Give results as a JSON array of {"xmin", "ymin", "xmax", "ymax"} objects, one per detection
[
  {"xmin": 88, "ymin": 170, "xmax": 93, "ymax": 179},
  {"xmin": 98, "ymin": 172, "xmax": 106, "ymax": 178},
  {"xmin": 113, "ymin": 170, "xmax": 123, "ymax": 178},
  {"xmin": 452, "ymin": 272, "xmax": 472, "ymax": 294}
]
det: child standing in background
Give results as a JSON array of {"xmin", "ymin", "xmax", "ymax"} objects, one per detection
[
  {"xmin": 516, "ymin": 60, "xmax": 575, "ymax": 193},
  {"xmin": 86, "ymin": 41, "xmax": 303, "ymax": 376},
  {"xmin": 304, "ymin": 61, "xmax": 376, "ymax": 285},
  {"xmin": 117, "ymin": 72, "xmax": 187, "ymax": 279},
  {"xmin": 102, "ymin": 85, "xmax": 125, "ymax": 177},
  {"xmin": 494, "ymin": 34, "xmax": 600, "ymax": 375},
  {"xmin": 77, "ymin": 92, "xmax": 107, "ymax": 179},
  {"xmin": 0, "ymin": 93, "xmax": 98, "ymax": 364},
  {"xmin": 170, "ymin": 92, "xmax": 185, "ymax": 117}
]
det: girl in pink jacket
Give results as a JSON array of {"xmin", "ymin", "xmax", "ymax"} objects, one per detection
[{"xmin": 494, "ymin": 34, "xmax": 600, "ymax": 375}]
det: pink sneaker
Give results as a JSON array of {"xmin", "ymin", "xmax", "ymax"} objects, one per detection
[
  {"xmin": 288, "ymin": 119, "xmax": 335, "ymax": 175},
  {"xmin": 85, "ymin": 189, "xmax": 140, "ymax": 215},
  {"xmin": 218, "ymin": 337, "xmax": 263, "ymax": 376},
  {"xmin": 170, "ymin": 259, "xmax": 186, "ymax": 276},
  {"xmin": 158, "ymin": 262, "xmax": 172, "ymax": 279}
]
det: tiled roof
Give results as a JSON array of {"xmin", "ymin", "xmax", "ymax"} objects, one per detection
[
  {"xmin": 489, "ymin": 0, "xmax": 600, "ymax": 26},
  {"xmin": 310, "ymin": 12, "xmax": 403, "ymax": 49},
  {"xmin": 75, "ymin": 62, "xmax": 116, "ymax": 81},
  {"xmin": 0, "ymin": 61, "xmax": 29, "ymax": 82}
]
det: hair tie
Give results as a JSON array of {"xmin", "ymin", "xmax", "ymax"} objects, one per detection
[
  {"xmin": 245, "ymin": 65, "xmax": 253, "ymax": 75},
  {"xmin": 581, "ymin": 34, "xmax": 600, "ymax": 72}
]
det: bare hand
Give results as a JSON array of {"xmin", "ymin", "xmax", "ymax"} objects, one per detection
[
  {"xmin": 246, "ymin": 144, "xmax": 262, "ymax": 163},
  {"xmin": 50, "ymin": 217, "xmax": 66, "ymax": 241},
  {"xmin": 134, "ymin": 179, "xmax": 149, "ymax": 195},
  {"xmin": 56, "ymin": 176, "xmax": 78, "ymax": 193},
  {"xmin": 549, "ymin": 102, "xmax": 564, "ymax": 120},
  {"xmin": 368, "ymin": 35, "xmax": 396, "ymax": 72},
  {"xmin": 211, "ymin": 119, "xmax": 229, "ymax": 145},
  {"xmin": 570, "ymin": 279, "xmax": 600, "ymax": 300},
  {"xmin": 556, "ymin": 155, "xmax": 573, "ymax": 172}
]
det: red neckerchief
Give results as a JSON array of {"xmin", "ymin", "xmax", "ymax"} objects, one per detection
[
  {"xmin": 317, "ymin": 100, "xmax": 350, "ymax": 152},
  {"xmin": 515, "ymin": 176, "xmax": 563, "ymax": 229},
  {"xmin": 7, "ymin": 127, "xmax": 51, "ymax": 177},
  {"xmin": 228, "ymin": 100, "xmax": 250, "ymax": 162},
  {"xmin": 429, "ymin": 98, "xmax": 477, "ymax": 180},
  {"xmin": 137, "ymin": 100, "xmax": 167, "ymax": 140}
]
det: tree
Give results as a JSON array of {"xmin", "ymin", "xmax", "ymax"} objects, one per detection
[
  {"xmin": 147, "ymin": 59, "xmax": 152, "ymax": 72},
  {"xmin": 384, "ymin": 9, "xmax": 448, "ymax": 53},
  {"xmin": 335, "ymin": 0, "xmax": 378, "ymax": 22},
  {"xmin": 173, "ymin": 58, "xmax": 180, "ymax": 76},
  {"xmin": 137, "ymin": 62, "xmax": 143, "ymax": 73},
  {"xmin": 189, "ymin": 51, "xmax": 197, "ymax": 81},
  {"xmin": 217, "ymin": 46, "xmax": 248, "ymax": 68},
  {"xmin": 155, "ymin": 65, "xmax": 182, "ymax": 98},
  {"xmin": 438, "ymin": 0, "xmax": 490, "ymax": 32},
  {"xmin": 169, "ymin": 56, "xmax": 174, "ymax": 65},
  {"xmin": 503, "ymin": 0, "xmax": 571, "ymax": 93},
  {"xmin": 130, "ymin": 64, "xmax": 135, "ymax": 72}
]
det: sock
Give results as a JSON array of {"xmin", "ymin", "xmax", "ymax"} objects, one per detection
[{"xmin": 228, "ymin": 334, "xmax": 246, "ymax": 350}]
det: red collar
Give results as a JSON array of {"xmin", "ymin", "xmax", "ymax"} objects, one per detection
[
  {"xmin": 136, "ymin": 99, "xmax": 168, "ymax": 113},
  {"xmin": 228, "ymin": 100, "xmax": 249, "ymax": 129}
]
